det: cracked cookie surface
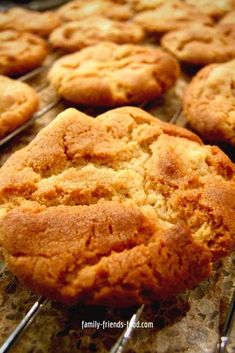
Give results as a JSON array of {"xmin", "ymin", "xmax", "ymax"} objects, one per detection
[
  {"xmin": 134, "ymin": 0, "xmax": 212, "ymax": 34},
  {"xmin": 161, "ymin": 24, "xmax": 235, "ymax": 65},
  {"xmin": 49, "ymin": 17, "xmax": 144, "ymax": 52},
  {"xmin": 0, "ymin": 107, "xmax": 234, "ymax": 305},
  {"xmin": 0, "ymin": 75, "xmax": 39, "ymax": 138},
  {"xmin": 183, "ymin": 59, "xmax": 235, "ymax": 146},
  {"xmin": 0, "ymin": 7, "xmax": 61, "ymax": 38},
  {"xmin": 57, "ymin": 0, "xmax": 132, "ymax": 22},
  {"xmin": 48, "ymin": 42, "xmax": 180, "ymax": 106},
  {"xmin": 0, "ymin": 30, "xmax": 48, "ymax": 76}
]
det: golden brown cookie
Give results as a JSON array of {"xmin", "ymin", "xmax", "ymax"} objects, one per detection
[
  {"xmin": 57, "ymin": 0, "xmax": 132, "ymax": 22},
  {"xmin": 0, "ymin": 30, "xmax": 48, "ymax": 76},
  {"xmin": 183, "ymin": 60, "xmax": 235, "ymax": 146},
  {"xmin": 48, "ymin": 42, "xmax": 180, "ymax": 106},
  {"xmin": 161, "ymin": 24, "xmax": 235, "ymax": 66},
  {"xmin": 184, "ymin": 0, "xmax": 235, "ymax": 19},
  {"xmin": 0, "ymin": 75, "xmax": 39, "ymax": 138},
  {"xmin": 218, "ymin": 11, "xmax": 235, "ymax": 42},
  {"xmin": 134, "ymin": 0, "xmax": 213, "ymax": 34},
  {"xmin": 128, "ymin": 0, "xmax": 175, "ymax": 11},
  {"xmin": 49, "ymin": 17, "xmax": 145, "ymax": 52},
  {"xmin": 0, "ymin": 106, "xmax": 234, "ymax": 305},
  {"xmin": 0, "ymin": 7, "xmax": 61, "ymax": 37},
  {"xmin": 219, "ymin": 9, "xmax": 235, "ymax": 25}
]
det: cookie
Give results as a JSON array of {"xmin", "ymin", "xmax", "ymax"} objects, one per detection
[
  {"xmin": 0, "ymin": 107, "xmax": 234, "ymax": 304},
  {"xmin": 48, "ymin": 42, "xmax": 180, "ymax": 106},
  {"xmin": 57, "ymin": 0, "xmax": 132, "ymax": 22},
  {"xmin": 184, "ymin": 0, "xmax": 235, "ymax": 19},
  {"xmin": 0, "ymin": 7, "xmax": 61, "ymax": 37},
  {"xmin": 218, "ymin": 11, "xmax": 235, "ymax": 42},
  {"xmin": 49, "ymin": 17, "xmax": 145, "ymax": 52},
  {"xmin": 161, "ymin": 24, "xmax": 235, "ymax": 66},
  {"xmin": 128, "ymin": 0, "xmax": 174, "ymax": 11},
  {"xmin": 183, "ymin": 59, "xmax": 235, "ymax": 146},
  {"xmin": 0, "ymin": 30, "xmax": 48, "ymax": 76},
  {"xmin": 219, "ymin": 10, "xmax": 235, "ymax": 25},
  {"xmin": 134, "ymin": 0, "xmax": 213, "ymax": 34},
  {"xmin": 0, "ymin": 75, "xmax": 39, "ymax": 138}
]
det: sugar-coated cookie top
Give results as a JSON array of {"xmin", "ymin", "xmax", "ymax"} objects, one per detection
[{"xmin": 0, "ymin": 107, "xmax": 234, "ymax": 305}]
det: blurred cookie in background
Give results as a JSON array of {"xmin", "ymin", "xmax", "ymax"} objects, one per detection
[
  {"xmin": 183, "ymin": 59, "xmax": 235, "ymax": 146},
  {"xmin": 57, "ymin": 0, "xmax": 133, "ymax": 22},
  {"xmin": 0, "ymin": 30, "xmax": 48, "ymax": 76},
  {"xmin": 0, "ymin": 7, "xmax": 61, "ymax": 37},
  {"xmin": 134, "ymin": 0, "xmax": 213, "ymax": 34},
  {"xmin": 161, "ymin": 24, "xmax": 235, "ymax": 66},
  {"xmin": 128, "ymin": 0, "xmax": 175, "ymax": 11},
  {"xmin": 0, "ymin": 75, "xmax": 39, "ymax": 138},
  {"xmin": 218, "ymin": 10, "xmax": 235, "ymax": 42},
  {"xmin": 49, "ymin": 17, "xmax": 145, "ymax": 52},
  {"xmin": 184, "ymin": 0, "xmax": 235, "ymax": 20},
  {"xmin": 48, "ymin": 42, "xmax": 180, "ymax": 107}
]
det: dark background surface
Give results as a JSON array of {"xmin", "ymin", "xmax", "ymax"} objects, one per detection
[{"xmin": 0, "ymin": 0, "xmax": 69, "ymax": 11}]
